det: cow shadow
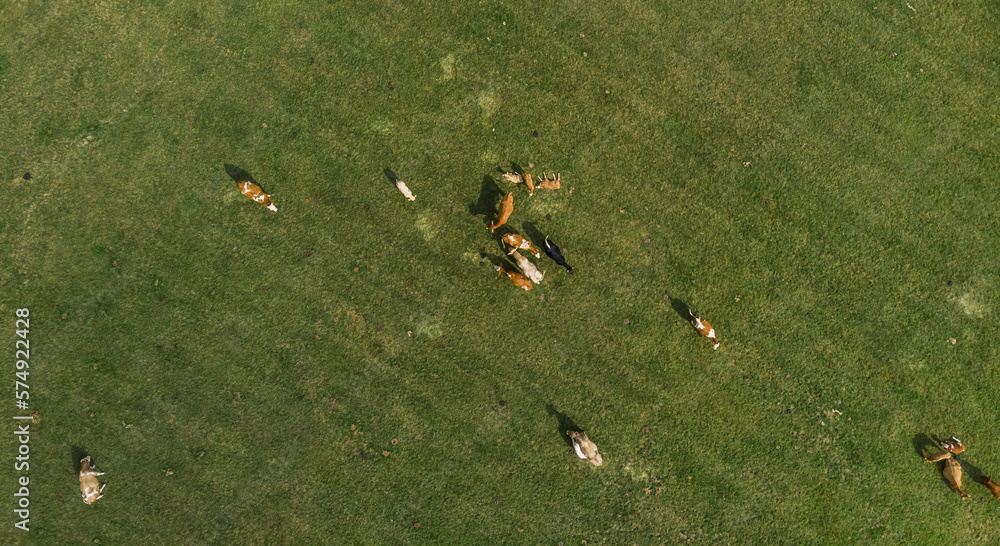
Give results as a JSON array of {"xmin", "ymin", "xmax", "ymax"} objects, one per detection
[
  {"xmin": 521, "ymin": 221, "xmax": 546, "ymax": 251},
  {"xmin": 912, "ymin": 433, "xmax": 934, "ymax": 459},
  {"xmin": 496, "ymin": 161, "xmax": 525, "ymax": 175},
  {"xmin": 956, "ymin": 455, "xmax": 984, "ymax": 487},
  {"xmin": 383, "ymin": 168, "xmax": 400, "ymax": 188},
  {"xmin": 469, "ymin": 175, "xmax": 501, "ymax": 226},
  {"xmin": 545, "ymin": 404, "xmax": 582, "ymax": 448},
  {"xmin": 71, "ymin": 445, "xmax": 90, "ymax": 473},
  {"xmin": 669, "ymin": 296, "xmax": 692, "ymax": 323},
  {"xmin": 483, "ymin": 251, "xmax": 506, "ymax": 270},
  {"xmin": 224, "ymin": 163, "xmax": 256, "ymax": 185}
]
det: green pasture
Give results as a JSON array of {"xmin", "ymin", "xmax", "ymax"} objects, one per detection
[{"xmin": 2, "ymin": 0, "xmax": 999, "ymax": 543}]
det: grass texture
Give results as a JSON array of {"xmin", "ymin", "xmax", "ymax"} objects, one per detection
[{"xmin": 2, "ymin": 0, "xmax": 1000, "ymax": 543}]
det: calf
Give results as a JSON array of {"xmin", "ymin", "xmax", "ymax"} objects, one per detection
[
  {"xmin": 238, "ymin": 181, "xmax": 277, "ymax": 211},
  {"xmin": 567, "ymin": 431, "xmax": 603, "ymax": 466},
  {"xmin": 495, "ymin": 264, "xmax": 532, "ymax": 291},
  {"xmin": 395, "ymin": 179, "xmax": 416, "ymax": 201},
  {"xmin": 689, "ymin": 309, "xmax": 720, "ymax": 350},
  {"xmin": 501, "ymin": 233, "xmax": 540, "ymax": 258},
  {"xmin": 511, "ymin": 251, "xmax": 543, "ymax": 284},
  {"xmin": 489, "ymin": 192, "xmax": 514, "ymax": 232},
  {"xmin": 79, "ymin": 456, "xmax": 106, "ymax": 505},
  {"xmin": 542, "ymin": 236, "xmax": 574, "ymax": 274}
]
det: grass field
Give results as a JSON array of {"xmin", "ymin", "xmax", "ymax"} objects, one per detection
[{"xmin": 3, "ymin": 0, "xmax": 1000, "ymax": 543}]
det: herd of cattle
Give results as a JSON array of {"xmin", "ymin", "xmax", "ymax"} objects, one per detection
[{"xmin": 77, "ymin": 170, "xmax": 979, "ymax": 503}]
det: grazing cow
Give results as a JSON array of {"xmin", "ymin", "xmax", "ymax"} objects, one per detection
[
  {"xmin": 943, "ymin": 457, "xmax": 970, "ymax": 500},
  {"xmin": 689, "ymin": 309, "xmax": 720, "ymax": 350},
  {"xmin": 238, "ymin": 181, "xmax": 277, "ymax": 211},
  {"xmin": 495, "ymin": 264, "xmax": 532, "ymax": 291},
  {"xmin": 542, "ymin": 236, "xmax": 573, "ymax": 274},
  {"xmin": 489, "ymin": 193, "xmax": 514, "ymax": 232},
  {"xmin": 501, "ymin": 233, "xmax": 541, "ymax": 258},
  {"xmin": 567, "ymin": 431, "xmax": 603, "ymax": 466},
  {"xmin": 941, "ymin": 437, "xmax": 965, "ymax": 455},
  {"xmin": 537, "ymin": 172, "xmax": 561, "ymax": 190},
  {"xmin": 502, "ymin": 172, "xmax": 534, "ymax": 196},
  {"xmin": 79, "ymin": 456, "xmax": 106, "ymax": 505},
  {"xmin": 395, "ymin": 179, "xmax": 416, "ymax": 201},
  {"xmin": 511, "ymin": 250, "xmax": 543, "ymax": 284},
  {"xmin": 982, "ymin": 475, "xmax": 1000, "ymax": 499}
]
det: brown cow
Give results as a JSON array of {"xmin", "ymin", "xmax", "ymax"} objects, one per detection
[{"xmin": 489, "ymin": 193, "xmax": 513, "ymax": 232}]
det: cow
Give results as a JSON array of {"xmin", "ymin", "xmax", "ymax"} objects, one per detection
[
  {"xmin": 542, "ymin": 236, "xmax": 573, "ymax": 274},
  {"xmin": 689, "ymin": 309, "xmax": 720, "ymax": 350},
  {"xmin": 501, "ymin": 233, "xmax": 541, "ymax": 258},
  {"xmin": 982, "ymin": 475, "xmax": 1000, "ymax": 499},
  {"xmin": 510, "ymin": 250, "xmax": 543, "ymax": 284},
  {"xmin": 537, "ymin": 172, "xmax": 561, "ymax": 189},
  {"xmin": 495, "ymin": 263, "xmax": 532, "ymax": 291},
  {"xmin": 940, "ymin": 437, "xmax": 965, "ymax": 455},
  {"xmin": 567, "ymin": 431, "xmax": 603, "ymax": 466},
  {"xmin": 395, "ymin": 179, "xmax": 416, "ymax": 201},
  {"xmin": 489, "ymin": 193, "xmax": 513, "ymax": 232},
  {"xmin": 502, "ymin": 172, "xmax": 534, "ymax": 196},
  {"xmin": 943, "ymin": 457, "xmax": 970, "ymax": 500},
  {"xmin": 79, "ymin": 456, "xmax": 106, "ymax": 505},
  {"xmin": 238, "ymin": 181, "xmax": 277, "ymax": 211}
]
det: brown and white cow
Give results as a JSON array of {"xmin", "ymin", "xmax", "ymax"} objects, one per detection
[
  {"xmin": 238, "ymin": 181, "xmax": 277, "ymax": 211},
  {"xmin": 568, "ymin": 431, "xmax": 603, "ymax": 466},
  {"xmin": 495, "ymin": 263, "xmax": 532, "ymax": 291},
  {"xmin": 689, "ymin": 309, "xmax": 720, "ymax": 350},
  {"xmin": 501, "ymin": 233, "xmax": 540, "ymax": 258},
  {"xmin": 941, "ymin": 437, "xmax": 965, "ymax": 455},
  {"xmin": 79, "ymin": 456, "xmax": 106, "ymax": 505}
]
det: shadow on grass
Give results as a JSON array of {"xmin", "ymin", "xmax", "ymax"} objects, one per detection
[
  {"xmin": 483, "ymin": 252, "xmax": 506, "ymax": 269},
  {"xmin": 383, "ymin": 168, "xmax": 400, "ymax": 188},
  {"xmin": 469, "ymin": 175, "xmax": 501, "ymax": 227},
  {"xmin": 956, "ymin": 455, "xmax": 984, "ymax": 488},
  {"xmin": 521, "ymin": 221, "xmax": 546, "ymax": 252},
  {"xmin": 71, "ymin": 445, "xmax": 89, "ymax": 473},
  {"xmin": 545, "ymin": 404, "xmax": 582, "ymax": 448},
  {"xmin": 224, "ymin": 163, "xmax": 256, "ymax": 185},
  {"xmin": 495, "ymin": 161, "xmax": 524, "ymax": 176},
  {"xmin": 669, "ymin": 296, "xmax": 692, "ymax": 324},
  {"xmin": 912, "ymin": 433, "xmax": 934, "ymax": 459}
]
